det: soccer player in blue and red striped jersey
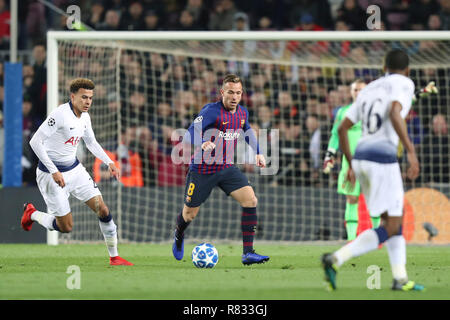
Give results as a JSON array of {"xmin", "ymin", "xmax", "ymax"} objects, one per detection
[{"xmin": 172, "ymin": 74, "xmax": 270, "ymax": 265}]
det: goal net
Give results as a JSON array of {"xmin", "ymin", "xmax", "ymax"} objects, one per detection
[{"xmin": 47, "ymin": 31, "xmax": 450, "ymax": 245}]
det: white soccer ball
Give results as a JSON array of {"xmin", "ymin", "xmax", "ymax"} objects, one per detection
[{"xmin": 191, "ymin": 243, "xmax": 219, "ymax": 268}]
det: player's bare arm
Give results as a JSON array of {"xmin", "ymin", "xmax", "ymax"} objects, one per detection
[
  {"xmin": 338, "ymin": 117, "xmax": 356, "ymax": 187},
  {"xmin": 390, "ymin": 101, "xmax": 419, "ymax": 180}
]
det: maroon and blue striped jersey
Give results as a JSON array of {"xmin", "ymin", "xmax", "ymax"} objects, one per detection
[{"xmin": 185, "ymin": 100, "xmax": 259, "ymax": 174}]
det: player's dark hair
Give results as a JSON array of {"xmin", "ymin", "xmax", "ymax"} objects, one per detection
[
  {"xmin": 222, "ymin": 74, "xmax": 243, "ymax": 87},
  {"xmin": 384, "ymin": 49, "xmax": 409, "ymax": 71},
  {"xmin": 70, "ymin": 78, "xmax": 95, "ymax": 93}
]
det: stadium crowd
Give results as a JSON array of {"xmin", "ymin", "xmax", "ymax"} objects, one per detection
[{"xmin": 0, "ymin": 0, "xmax": 448, "ymax": 188}]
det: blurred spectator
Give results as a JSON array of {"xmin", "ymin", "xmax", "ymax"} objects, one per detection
[
  {"xmin": 173, "ymin": 91, "xmax": 194, "ymax": 129},
  {"xmin": 0, "ymin": 0, "xmax": 10, "ymax": 49},
  {"xmin": 405, "ymin": 109, "xmax": 425, "ymax": 145},
  {"xmin": 143, "ymin": 10, "xmax": 161, "ymax": 30},
  {"xmin": 122, "ymin": 90, "xmax": 148, "ymax": 130},
  {"xmin": 208, "ymin": 0, "xmax": 238, "ymax": 30},
  {"xmin": 30, "ymin": 44, "xmax": 47, "ymax": 123},
  {"xmin": 289, "ymin": 0, "xmax": 333, "ymax": 30},
  {"xmin": 87, "ymin": 1, "xmax": 106, "ymax": 29},
  {"xmin": 104, "ymin": 0, "xmax": 127, "ymax": 15},
  {"xmin": 98, "ymin": 9, "xmax": 121, "ymax": 30},
  {"xmin": 257, "ymin": 105, "xmax": 273, "ymax": 130},
  {"xmin": 22, "ymin": 99, "xmax": 39, "ymax": 185},
  {"xmin": 22, "ymin": 64, "xmax": 35, "ymax": 99},
  {"xmin": 427, "ymin": 14, "xmax": 443, "ymax": 30},
  {"xmin": 175, "ymin": 9, "xmax": 202, "ymax": 30},
  {"xmin": 123, "ymin": 58, "xmax": 146, "ymax": 93},
  {"xmin": 201, "ymin": 69, "xmax": 219, "ymax": 101},
  {"xmin": 247, "ymin": 0, "xmax": 288, "ymax": 30},
  {"xmin": 408, "ymin": 0, "xmax": 440, "ymax": 29},
  {"xmin": 439, "ymin": 0, "xmax": 450, "ymax": 30},
  {"xmin": 25, "ymin": 0, "xmax": 46, "ymax": 46},
  {"xmin": 161, "ymin": 63, "xmax": 189, "ymax": 92},
  {"xmin": 119, "ymin": 1, "xmax": 146, "ymax": 30},
  {"xmin": 274, "ymin": 121, "xmax": 310, "ymax": 186},
  {"xmin": 305, "ymin": 114, "xmax": 321, "ymax": 171},
  {"xmin": 331, "ymin": 19, "xmax": 352, "ymax": 57},
  {"xmin": 336, "ymin": 0, "xmax": 367, "ymax": 30},
  {"xmin": 421, "ymin": 114, "xmax": 449, "ymax": 183},
  {"xmin": 225, "ymin": 12, "xmax": 256, "ymax": 78},
  {"xmin": 148, "ymin": 102, "xmax": 187, "ymax": 187},
  {"xmin": 286, "ymin": 14, "xmax": 328, "ymax": 56},
  {"xmin": 184, "ymin": 0, "xmax": 210, "ymax": 29},
  {"xmin": 94, "ymin": 128, "xmax": 144, "ymax": 187},
  {"xmin": 305, "ymin": 113, "xmax": 328, "ymax": 186},
  {"xmin": 273, "ymin": 91, "xmax": 300, "ymax": 125},
  {"xmin": 191, "ymin": 78, "xmax": 208, "ymax": 111}
]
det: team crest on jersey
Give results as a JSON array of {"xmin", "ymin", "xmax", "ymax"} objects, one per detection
[
  {"xmin": 185, "ymin": 196, "xmax": 191, "ymax": 203},
  {"xmin": 48, "ymin": 117, "xmax": 55, "ymax": 126}
]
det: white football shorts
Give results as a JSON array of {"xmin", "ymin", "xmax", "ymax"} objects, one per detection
[
  {"xmin": 351, "ymin": 159, "xmax": 404, "ymax": 217},
  {"xmin": 36, "ymin": 163, "xmax": 101, "ymax": 217}
]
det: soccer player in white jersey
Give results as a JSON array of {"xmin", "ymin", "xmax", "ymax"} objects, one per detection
[
  {"xmin": 321, "ymin": 49, "xmax": 424, "ymax": 291},
  {"xmin": 21, "ymin": 78, "xmax": 133, "ymax": 266}
]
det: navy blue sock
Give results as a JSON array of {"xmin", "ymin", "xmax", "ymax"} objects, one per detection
[
  {"xmin": 374, "ymin": 226, "xmax": 389, "ymax": 244},
  {"xmin": 175, "ymin": 212, "xmax": 190, "ymax": 239},
  {"xmin": 99, "ymin": 212, "xmax": 113, "ymax": 223},
  {"xmin": 52, "ymin": 219, "xmax": 61, "ymax": 232},
  {"xmin": 242, "ymin": 207, "xmax": 257, "ymax": 254}
]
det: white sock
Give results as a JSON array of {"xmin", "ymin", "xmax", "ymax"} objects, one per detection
[
  {"xmin": 31, "ymin": 211, "xmax": 57, "ymax": 231},
  {"xmin": 385, "ymin": 235, "xmax": 408, "ymax": 282},
  {"xmin": 99, "ymin": 219, "xmax": 118, "ymax": 257},
  {"xmin": 334, "ymin": 229, "xmax": 380, "ymax": 267}
]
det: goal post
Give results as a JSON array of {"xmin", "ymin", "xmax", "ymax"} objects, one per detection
[{"xmin": 46, "ymin": 30, "xmax": 450, "ymax": 245}]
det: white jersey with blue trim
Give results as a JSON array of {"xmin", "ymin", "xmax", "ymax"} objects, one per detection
[
  {"xmin": 30, "ymin": 101, "xmax": 113, "ymax": 173},
  {"xmin": 40, "ymin": 102, "xmax": 90, "ymax": 165},
  {"xmin": 346, "ymin": 73, "xmax": 415, "ymax": 163}
]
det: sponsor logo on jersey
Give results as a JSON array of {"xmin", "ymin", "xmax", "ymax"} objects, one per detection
[
  {"xmin": 65, "ymin": 136, "xmax": 81, "ymax": 145},
  {"xmin": 219, "ymin": 131, "xmax": 240, "ymax": 141}
]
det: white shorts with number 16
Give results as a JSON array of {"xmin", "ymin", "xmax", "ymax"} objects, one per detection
[{"xmin": 351, "ymin": 159, "xmax": 404, "ymax": 218}]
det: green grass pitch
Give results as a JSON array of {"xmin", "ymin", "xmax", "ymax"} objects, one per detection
[{"xmin": 1, "ymin": 243, "xmax": 449, "ymax": 300}]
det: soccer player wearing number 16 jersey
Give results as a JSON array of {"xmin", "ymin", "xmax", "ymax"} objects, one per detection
[
  {"xmin": 21, "ymin": 78, "xmax": 133, "ymax": 266},
  {"xmin": 172, "ymin": 74, "xmax": 269, "ymax": 265},
  {"xmin": 321, "ymin": 49, "xmax": 424, "ymax": 291}
]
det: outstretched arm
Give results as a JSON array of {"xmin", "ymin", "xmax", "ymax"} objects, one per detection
[
  {"xmin": 83, "ymin": 122, "xmax": 118, "ymax": 180},
  {"xmin": 412, "ymin": 81, "xmax": 438, "ymax": 104}
]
